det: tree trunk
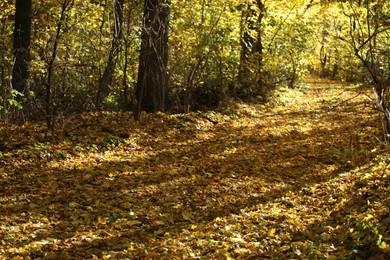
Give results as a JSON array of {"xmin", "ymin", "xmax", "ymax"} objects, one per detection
[
  {"xmin": 134, "ymin": 0, "xmax": 170, "ymax": 120},
  {"xmin": 238, "ymin": 0, "xmax": 265, "ymax": 96},
  {"xmin": 46, "ymin": 0, "xmax": 72, "ymax": 130},
  {"xmin": 12, "ymin": 0, "xmax": 32, "ymax": 96},
  {"xmin": 96, "ymin": 0, "xmax": 125, "ymax": 107}
]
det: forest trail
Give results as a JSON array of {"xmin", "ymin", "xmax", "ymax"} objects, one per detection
[{"xmin": 1, "ymin": 79, "xmax": 389, "ymax": 258}]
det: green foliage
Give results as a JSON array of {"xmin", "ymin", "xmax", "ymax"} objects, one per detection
[
  {"xmin": 0, "ymin": 89, "xmax": 24, "ymax": 116},
  {"xmin": 25, "ymin": 1, "xmax": 143, "ymax": 115},
  {"xmin": 262, "ymin": 2, "xmax": 315, "ymax": 87},
  {"xmin": 8, "ymin": 89, "xmax": 24, "ymax": 109},
  {"xmin": 102, "ymin": 135, "xmax": 127, "ymax": 148},
  {"xmin": 169, "ymin": 0, "xmax": 242, "ymax": 110},
  {"xmin": 314, "ymin": 1, "xmax": 390, "ymax": 84}
]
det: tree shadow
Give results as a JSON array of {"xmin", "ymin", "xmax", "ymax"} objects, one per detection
[{"xmin": 0, "ymin": 83, "xmax": 382, "ymax": 258}]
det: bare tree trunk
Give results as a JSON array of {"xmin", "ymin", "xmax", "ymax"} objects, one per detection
[
  {"xmin": 12, "ymin": 0, "xmax": 32, "ymax": 96},
  {"xmin": 238, "ymin": 0, "xmax": 265, "ymax": 97},
  {"xmin": 134, "ymin": 0, "xmax": 170, "ymax": 120},
  {"xmin": 46, "ymin": 0, "xmax": 72, "ymax": 130},
  {"xmin": 96, "ymin": 0, "xmax": 125, "ymax": 107}
]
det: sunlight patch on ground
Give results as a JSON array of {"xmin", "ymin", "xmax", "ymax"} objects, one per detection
[{"xmin": 0, "ymin": 79, "xmax": 388, "ymax": 258}]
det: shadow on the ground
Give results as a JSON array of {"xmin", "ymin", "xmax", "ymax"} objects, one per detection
[{"xmin": 0, "ymin": 82, "xmax": 383, "ymax": 258}]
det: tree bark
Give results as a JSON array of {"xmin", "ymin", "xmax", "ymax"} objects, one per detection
[
  {"xmin": 134, "ymin": 0, "xmax": 170, "ymax": 120},
  {"xmin": 238, "ymin": 0, "xmax": 265, "ymax": 96},
  {"xmin": 12, "ymin": 0, "xmax": 32, "ymax": 96},
  {"xmin": 96, "ymin": 0, "xmax": 125, "ymax": 106}
]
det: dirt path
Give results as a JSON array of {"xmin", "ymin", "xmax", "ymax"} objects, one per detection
[{"xmin": 1, "ymin": 79, "xmax": 388, "ymax": 258}]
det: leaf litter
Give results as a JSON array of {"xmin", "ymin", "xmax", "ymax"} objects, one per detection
[{"xmin": 0, "ymin": 78, "xmax": 389, "ymax": 259}]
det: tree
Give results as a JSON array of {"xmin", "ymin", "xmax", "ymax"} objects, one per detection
[
  {"xmin": 96, "ymin": 0, "xmax": 125, "ymax": 107},
  {"xmin": 337, "ymin": 0, "xmax": 390, "ymax": 142},
  {"xmin": 134, "ymin": 0, "xmax": 170, "ymax": 120},
  {"xmin": 238, "ymin": 0, "xmax": 265, "ymax": 98},
  {"xmin": 45, "ymin": 0, "xmax": 74, "ymax": 130},
  {"xmin": 12, "ymin": 0, "xmax": 32, "ymax": 97}
]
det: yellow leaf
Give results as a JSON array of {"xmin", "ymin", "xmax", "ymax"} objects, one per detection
[
  {"xmin": 363, "ymin": 214, "xmax": 374, "ymax": 221},
  {"xmin": 280, "ymin": 245, "xmax": 290, "ymax": 251},
  {"xmin": 378, "ymin": 241, "xmax": 389, "ymax": 251},
  {"xmin": 169, "ymin": 168, "xmax": 178, "ymax": 175},
  {"xmin": 93, "ymin": 216, "xmax": 106, "ymax": 227},
  {"xmin": 229, "ymin": 237, "xmax": 245, "ymax": 243},
  {"xmin": 268, "ymin": 228, "xmax": 276, "ymax": 237}
]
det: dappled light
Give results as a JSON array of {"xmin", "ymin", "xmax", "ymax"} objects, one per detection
[
  {"xmin": 1, "ymin": 79, "xmax": 388, "ymax": 258},
  {"xmin": 1, "ymin": 0, "xmax": 389, "ymax": 258}
]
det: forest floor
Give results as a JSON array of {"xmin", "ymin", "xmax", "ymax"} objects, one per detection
[{"xmin": 0, "ymin": 78, "xmax": 389, "ymax": 259}]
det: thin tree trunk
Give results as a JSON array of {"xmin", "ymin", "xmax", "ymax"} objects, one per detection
[
  {"xmin": 96, "ymin": 0, "xmax": 125, "ymax": 106},
  {"xmin": 255, "ymin": 0, "xmax": 265, "ymax": 89},
  {"xmin": 123, "ymin": 39, "xmax": 130, "ymax": 109},
  {"xmin": 12, "ymin": 0, "xmax": 32, "ymax": 96},
  {"xmin": 46, "ymin": 0, "xmax": 72, "ymax": 130}
]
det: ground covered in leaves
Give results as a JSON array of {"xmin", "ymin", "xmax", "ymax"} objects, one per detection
[{"xmin": 0, "ymin": 79, "xmax": 389, "ymax": 259}]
